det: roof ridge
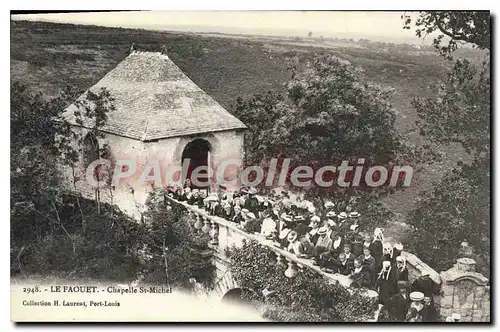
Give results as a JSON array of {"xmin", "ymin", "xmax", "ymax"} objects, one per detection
[{"xmin": 129, "ymin": 50, "xmax": 170, "ymax": 60}]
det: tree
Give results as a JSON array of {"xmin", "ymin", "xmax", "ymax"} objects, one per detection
[
  {"xmin": 233, "ymin": 54, "xmax": 405, "ymax": 170},
  {"xmin": 402, "ymin": 11, "xmax": 490, "ymax": 59},
  {"xmin": 141, "ymin": 190, "xmax": 216, "ymax": 288},
  {"xmin": 10, "ymin": 82, "xmax": 75, "ymax": 262},
  {"xmin": 412, "ymin": 58, "xmax": 490, "ymax": 159},
  {"xmin": 407, "ymin": 158, "xmax": 490, "ymax": 276},
  {"xmin": 231, "ymin": 53, "xmax": 417, "ymax": 228},
  {"xmin": 11, "ymin": 82, "xmax": 64, "ymax": 151},
  {"xmin": 404, "ymin": 11, "xmax": 490, "ymax": 276},
  {"xmin": 55, "ymin": 87, "xmax": 115, "ymax": 218}
]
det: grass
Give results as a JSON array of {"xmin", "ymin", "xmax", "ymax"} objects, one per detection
[{"xmin": 10, "ymin": 20, "xmax": 483, "ymax": 237}]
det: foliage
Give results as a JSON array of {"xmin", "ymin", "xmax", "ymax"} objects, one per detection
[
  {"xmin": 406, "ymin": 158, "xmax": 490, "ymax": 277},
  {"xmin": 233, "ymin": 54, "xmax": 404, "ymax": 168},
  {"xmin": 402, "ymin": 11, "xmax": 490, "ymax": 59},
  {"xmin": 412, "ymin": 59, "xmax": 490, "ymax": 158},
  {"xmin": 142, "ymin": 192, "xmax": 216, "ymax": 288},
  {"xmin": 11, "ymin": 81, "xmax": 215, "ymax": 288},
  {"xmin": 11, "ymin": 197, "xmax": 145, "ymax": 281},
  {"xmin": 227, "ymin": 240, "xmax": 378, "ymax": 322},
  {"xmin": 11, "ymin": 81, "xmax": 64, "ymax": 151},
  {"xmin": 405, "ymin": 11, "xmax": 490, "ymax": 277},
  {"xmin": 232, "ymin": 53, "xmax": 417, "ymax": 227}
]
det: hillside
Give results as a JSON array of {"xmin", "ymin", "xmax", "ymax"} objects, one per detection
[{"xmin": 10, "ymin": 20, "xmax": 478, "ymax": 220}]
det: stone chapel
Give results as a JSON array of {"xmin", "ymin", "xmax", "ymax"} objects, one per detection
[{"xmin": 60, "ymin": 50, "xmax": 247, "ymax": 218}]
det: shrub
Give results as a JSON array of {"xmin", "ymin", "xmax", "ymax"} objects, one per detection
[{"xmin": 227, "ymin": 240, "xmax": 377, "ymax": 322}]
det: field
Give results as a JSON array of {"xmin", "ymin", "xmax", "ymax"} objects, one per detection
[{"xmin": 10, "ymin": 20, "xmax": 483, "ymax": 237}]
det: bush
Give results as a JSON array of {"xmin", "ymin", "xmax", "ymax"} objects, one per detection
[{"xmin": 227, "ymin": 240, "xmax": 377, "ymax": 322}]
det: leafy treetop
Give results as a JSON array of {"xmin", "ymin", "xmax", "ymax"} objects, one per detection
[{"xmin": 402, "ymin": 11, "xmax": 490, "ymax": 59}]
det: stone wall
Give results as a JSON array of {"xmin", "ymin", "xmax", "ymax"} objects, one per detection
[
  {"xmin": 401, "ymin": 251, "xmax": 441, "ymax": 285},
  {"xmin": 439, "ymin": 258, "xmax": 490, "ymax": 322},
  {"xmin": 63, "ymin": 127, "xmax": 245, "ymax": 219}
]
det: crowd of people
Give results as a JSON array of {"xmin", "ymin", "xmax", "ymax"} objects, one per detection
[{"xmin": 165, "ymin": 184, "xmax": 441, "ymax": 322}]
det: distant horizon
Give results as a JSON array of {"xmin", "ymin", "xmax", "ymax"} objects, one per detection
[{"xmin": 11, "ymin": 11, "xmax": 441, "ymax": 45}]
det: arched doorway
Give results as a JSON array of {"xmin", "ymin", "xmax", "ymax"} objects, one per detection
[{"xmin": 181, "ymin": 139, "xmax": 211, "ymax": 189}]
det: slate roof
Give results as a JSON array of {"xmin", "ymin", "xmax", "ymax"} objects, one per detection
[{"xmin": 61, "ymin": 51, "xmax": 247, "ymax": 141}]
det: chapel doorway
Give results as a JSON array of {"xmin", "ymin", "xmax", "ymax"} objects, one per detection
[{"xmin": 181, "ymin": 139, "xmax": 212, "ymax": 190}]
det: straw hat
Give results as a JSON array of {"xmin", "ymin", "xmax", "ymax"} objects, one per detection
[
  {"xmin": 326, "ymin": 211, "xmax": 337, "ymax": 218},
  {"xmin": 318, "ymin": 226, "xmax": 328, "ymax": 235},
  {"xmin": 410, "ymin": 291, "xmax": 424, "ymax": 302},
  {"xmin": 324, "ymin": 201, "xmax": 335, "ymax": 209},
  {"xmin": 247, "ymin": 187, "xmax": 257, "ymax": 195},
  {"xmin": 338, "ymin": 212, "xmax": 348, "ymax": 219},
  {"xmin": 310, "ymin": 215, "xmax": 320, "ymax": 223},
  {"xmin": 349, "ymin": 211, "xmax": 361, "ymax": 218}
]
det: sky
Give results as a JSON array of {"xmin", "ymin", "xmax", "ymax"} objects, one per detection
[{"xmin": 11, "ymin": 11, "xmax": 431, "ymax": 44}]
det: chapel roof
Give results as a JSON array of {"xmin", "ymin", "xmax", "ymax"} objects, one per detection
[{"xmin": 61, "ymin": 51, "xmax": 247, "ymax": 141}]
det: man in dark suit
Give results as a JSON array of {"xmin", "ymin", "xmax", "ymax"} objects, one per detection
[
  {"xmin": 359, "ymin": 247, "xmax": 376, "ymax": 284},
  {"xmin": 187, "ymin": 190, "xmax": 198, "ymax": 205},
  {"xmin": 342, "ymin": 243, "xmax": 356, "ymax": 262},
  {"xmin": 231, "ymin": 205, "xmax": 244, "ymax": 224},
  {"xmin": 387, "ymin": 281, "xmax": 411, "ymax": 321},
  {"xmin": 244, "ymin": 187, "xmax": 260, "ymax": 215},
  {"xmin": 177, "ymin": 188, "xmax": 187, "ymax": 201},
  {"xmin": 421, "ymin": 296, "xmax": 439, "ymax": 322},
  {"xmin": 349, "ymin": 258, "xmax": 372, "ymax": 288},
  {"xmin": 332, "ymin": 253, "xmax": 354, "ymax": 275}
]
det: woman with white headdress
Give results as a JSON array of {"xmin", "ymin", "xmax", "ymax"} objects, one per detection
[
  {"xmin": 395, "ymin": 256, "xmax": 409, "ymax": 282},
  {"xmin": 375, "ymin": 260, "xmax": 398, "ymax": 305},
  {"xmin": 372, "ymin": 228, "xmax": 384, "ymax": 274}
]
